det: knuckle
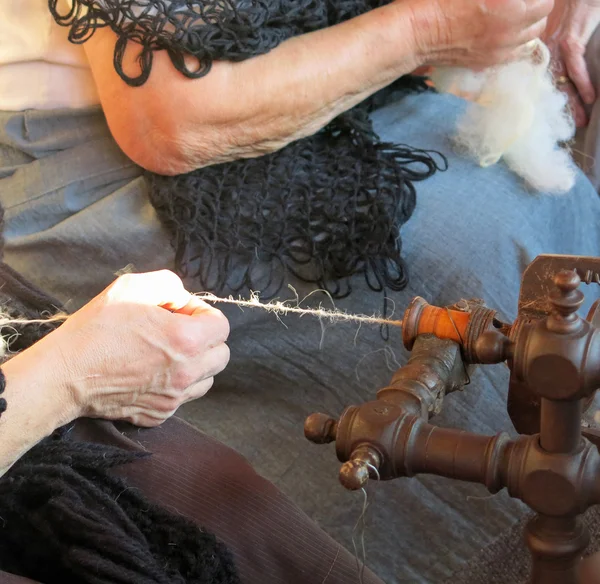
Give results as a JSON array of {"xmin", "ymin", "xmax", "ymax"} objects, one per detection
[
  {"xmin": 162, "ymin": 394, "xmax": 182, "ymax": 412},
  {"xmin": 153, "ymin": 400, "xmax": 178, "ymax": 417},
  {"xmin": 206, "ymin": 309, "xmax": 230, "ymax": 343},
  {"xmin": 169, "ymin": 323, "xmax": 202, "ymax": 356},
  {"xmin": 196, "ymin": 377, "xmax": 214, "ymax": 398},
  {"xmin": 163, "ymin": 408, "xmax": 178, "ymax": 421},
  {"xmin": 128, "ymin": 411, "xmax": 170, "ymax": 427},
  {"xmin": 172, "ymin": 367, "xmax": 197, "ymax": 391},
  {"xmin": 170, "ymin": 310, "xmax": 230, "ymax": 355},
  {"xmin": 155, "ymin": 269, "xmax": 184, "ymax": 288},
  {"xmin": 126, "ymin": 412, "xmax": 145, "ymax": 426},
  {"xmin": 215, "ymin": 310, "xmax": 231, "ymax": 341},
  {"xmin": 561, "ymin": 36, "xmax": 585, "ymax": 56},
  {"xmin": 215, "ymin": 343, "xmax": 231, "ymax": 372},
  {"xmin": 159, "ymin": 404, "xmax": 180, "ymax": 419},
  {"xmin": 184, "ymin": 377, "xmax": 213, "ymax": 401}
]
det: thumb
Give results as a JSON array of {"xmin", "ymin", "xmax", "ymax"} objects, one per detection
[
  {"xmin": 174, "ymin": 294, "xmax": 220, "ymax": 316},
  {"xmin": 103, "ymin": 270, "xmax": 192, "ymax": 310}
]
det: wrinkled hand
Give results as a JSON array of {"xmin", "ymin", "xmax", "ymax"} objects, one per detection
[
  {"xmin": 410, "ymin": 0, "xmax": 553, "ymax": 69},
  {"xmin": 543, "ymin": 0, "xmax": 600, "ymax": 127},
  {"xmin": 35, "ymin": 271, "xmax": 230, "ymax": 427}
]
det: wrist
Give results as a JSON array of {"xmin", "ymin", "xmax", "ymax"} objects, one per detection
[
  {"xmin": 2, "ymin": 347, "xmax": 81, "ymax": 431},
  {"xmin": 370, "ymin": 0, "xmax": 430, "ymax": 72},
  {"xmin": 0, "ymin": 353, "xmax": 79, "ymax": 476},
  {"xmin": 399, "ymin": 0, "xmax": 446, "ymax": 66}
]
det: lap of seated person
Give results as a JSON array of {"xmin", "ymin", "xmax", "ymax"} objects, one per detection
[{"xmin": 4, "ymin": 90, "xmax": 600, "ymax": 583}]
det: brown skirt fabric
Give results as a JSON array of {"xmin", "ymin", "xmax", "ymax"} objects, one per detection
[{"xmin": 0, "ymin": 416, "xmax": 385, "ymax": 584}]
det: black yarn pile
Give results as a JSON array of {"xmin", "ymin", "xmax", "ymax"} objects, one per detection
[
  {"xmin": 0, "ymin": 433, "xmax": 238, "ymax": 584},
  {"xmin": 49, "ymin": 0, "xmax": 446, "ymax": 299}
]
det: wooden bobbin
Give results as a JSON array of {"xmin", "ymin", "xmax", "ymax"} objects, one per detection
[{"xmin": 402, "ymin": 297, "xmax": 471, "ymax": 351}]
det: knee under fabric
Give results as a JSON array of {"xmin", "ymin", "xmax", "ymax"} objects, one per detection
[{"xmin": 430, "ymin": 40, "xmax": 577, "ymax": 195}]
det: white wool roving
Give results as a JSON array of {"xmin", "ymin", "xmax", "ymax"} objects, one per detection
[{"xmin": 430, "ymin": 41, "xmax": 577, "ymax": 194}]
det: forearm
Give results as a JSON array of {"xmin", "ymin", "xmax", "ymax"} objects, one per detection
[
  {"xmin": 0, "ymin": 351, "xmax": 79, "ymax": 477},
  {"xmin": 83, "ymin": 1, "xmax": 432, "ymax": 175}
]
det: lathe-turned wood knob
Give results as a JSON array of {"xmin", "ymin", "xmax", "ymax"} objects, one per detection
[
  {"xmin": 339, "ymin": 445, "xmax": 381, "ymax": 491},
  {"xmin": 475, "ymin": 330, "xmax": 514, "ymax": 364},
  {"xmin": 339, "ymin": 459, "xmax": 371, "ymax": 490},
  {"xmin": 548, "ymin": 270, "xmax": 584, "ymax": 333},
  {"xmin": 304, "ymin": 413, "xmax": 338, "ymax": 444}
]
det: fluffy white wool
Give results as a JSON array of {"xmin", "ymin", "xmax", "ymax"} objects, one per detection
[{"xmin": 430, "ymin": 41, "xmax": 576, "ymax": 194}]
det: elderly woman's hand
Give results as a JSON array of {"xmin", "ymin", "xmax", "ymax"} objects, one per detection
[
  {"xmin": 413, "ymin": 0, "xmax": 554, "ymax": 69},
  {"xmin": 543, "ymin": 0, "xmax": 600, "ymax": 127},
  {"xmin": 15, "ymin": 270, "xmax": 230, "ymax": 427}
]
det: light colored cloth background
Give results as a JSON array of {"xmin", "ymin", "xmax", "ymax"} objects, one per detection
[
  {"xmin": 0, "ymin": 0, "xmax": 98, "ymax": 111},
  {"xmin": 2, "ymin": 90, "xmax": 600, "ymax": 583}
]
